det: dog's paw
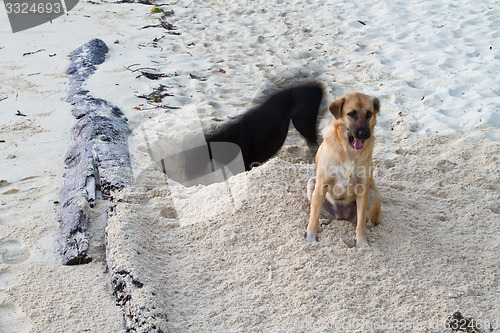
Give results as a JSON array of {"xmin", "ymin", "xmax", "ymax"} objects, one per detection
[
  {"xmin": 305, "ymin": 232, "xmax": 317, "ymax": 243},
  {"xmin": 355, "ymin": 238, "xmax": 370, "ymax": 249}
]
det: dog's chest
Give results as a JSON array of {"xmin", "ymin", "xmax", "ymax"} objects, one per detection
[{"xmin": 326, "ymin": 162, "xmax": 362, "ymax": 201}]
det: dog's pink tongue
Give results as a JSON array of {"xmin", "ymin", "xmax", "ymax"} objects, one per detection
[{"xmin": 353, "ymin": 138, "xmax": 364, "ymax": 150}]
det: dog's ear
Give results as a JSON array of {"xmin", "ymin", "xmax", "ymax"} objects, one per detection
[
  {"xmin": 328, "ymin": 97, "xmax": 345, "ymax": 119},
  {"xmin": 373, "ymin": 96, "xmax": 380, "ymax": 114}
]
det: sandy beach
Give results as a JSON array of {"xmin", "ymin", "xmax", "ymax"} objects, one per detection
[{"xmin": 0, "ymin": 0, "xmax": 499, "ymax": 332}]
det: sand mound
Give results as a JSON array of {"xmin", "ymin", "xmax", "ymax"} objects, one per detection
[{"xmin": 106, "ymin": 127, "xmax": 499, "ymax": 332}]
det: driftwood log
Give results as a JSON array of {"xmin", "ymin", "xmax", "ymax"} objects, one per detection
[
  {"xmin": 59, "ymin": 39, "xmax": 168, "ymax": 332},
  {"xmin": 58, "ymin": 38, "xmax": 133, "ymax": 265}
]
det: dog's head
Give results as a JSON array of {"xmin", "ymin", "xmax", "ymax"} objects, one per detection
[{"xmin": 328, "ymin": 92, "xmax": 380, "ymax": 152}]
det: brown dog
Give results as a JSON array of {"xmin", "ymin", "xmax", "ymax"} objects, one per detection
[{"xmin": 306, "ymin": 92, "xmax": 381, "ymax": 248}]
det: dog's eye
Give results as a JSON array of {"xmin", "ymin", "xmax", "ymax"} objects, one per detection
[
  {"xmin": 348, "ymin": 111, "xmax": 357, "ymax": 119},
  {"xmin": 366, "ymin": 111, "xmax": 373, "ymax": 119}
]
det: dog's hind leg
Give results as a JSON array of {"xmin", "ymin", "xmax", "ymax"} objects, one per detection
[{"xmin": 307, "ymin": 177, "xmax": 338, "ymax": 219}]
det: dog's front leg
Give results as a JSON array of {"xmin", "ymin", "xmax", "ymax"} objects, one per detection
[
  {"xmin": 306, "ymin": 179, "xmax": 327, "ymax": 242},
  {"xmin": 355, "ymin": 181, "xmax": 371, "ymax": 248}
]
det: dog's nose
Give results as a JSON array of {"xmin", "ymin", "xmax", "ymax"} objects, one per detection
[{"xmin": 356, "ymin": 128, "xmax": 371, "ymax": 141}]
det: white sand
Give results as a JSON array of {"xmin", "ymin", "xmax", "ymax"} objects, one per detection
[{"xmin": 0, "ymin": 0, "xmax": 499, "ymax": 332}]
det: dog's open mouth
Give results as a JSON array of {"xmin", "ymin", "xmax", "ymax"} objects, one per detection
[{"xmin": 349, "ymin": 135, "xmax": 364, "ymax": 150}]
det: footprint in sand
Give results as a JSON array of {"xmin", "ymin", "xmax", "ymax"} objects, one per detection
[
  {"xmin": 0, "ymin": 241, "xmax": 32, "ymax": 332},
  {"xmin": 0, "ymin": 269, "xmax": 17, "ymax": 290},
  {"xmin": 0, "ymin": 303, "xmax": 32, "ymax": 333},
  {"xmin": 0, "ymin": 240, "xmax": 31, "ymax": 265}
]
